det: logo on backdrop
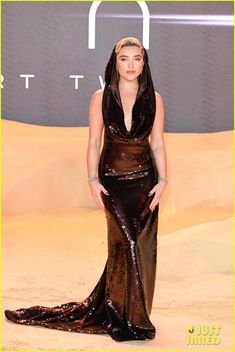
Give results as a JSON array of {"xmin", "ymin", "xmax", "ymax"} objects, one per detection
[{"xmin": 88, "ymin": 1, "xmax": 150, "ymax": 49}]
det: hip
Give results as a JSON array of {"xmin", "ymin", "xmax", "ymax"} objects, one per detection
[{"xmin": 98, "ymin": 141, "xmax": 158, "ymax": 181}]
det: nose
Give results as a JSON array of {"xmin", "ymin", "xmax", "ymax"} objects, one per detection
[{"xmin": 128, "ymin": 60, "xmax": 134, "ymax": 68}]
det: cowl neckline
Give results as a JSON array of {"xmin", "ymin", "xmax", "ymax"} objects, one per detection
[{"xmin": 108, "ymin": 84, "xmax": 146, "ymax": 136}]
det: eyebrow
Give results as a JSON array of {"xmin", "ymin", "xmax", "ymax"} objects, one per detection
[{"xmin": 119, "ymin": 55, "xmax": 142, "ymax": 58}]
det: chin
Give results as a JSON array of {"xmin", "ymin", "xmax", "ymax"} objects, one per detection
[{"xmin": 123, "ymin": 75, "xmax": 139, "ymax": 81}]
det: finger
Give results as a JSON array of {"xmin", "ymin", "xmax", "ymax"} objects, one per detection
[
  {"xmin": 96, "ymin": 200, "xmax": 105, "ymax": 210},
  {"xmin": 148, "ymin": 189, "xmax": 153, "ymax": 196},
  {"xmin": 97, "ymin": 195, "xmax": 105, "ymax": 209},
  {"xmin": 102, "ymin": 188, "xmax": 109, "ymax": 195},
  {"xmin": 149, "ymin": 190, "xmax": 161, "ymax": 199},
  {"xmin": 149, "ymin": 199, "xmax": 159, "ymax": 211},
  {"xmin": 93, "ymin": 194, "xmax": 104, "ymax": 209},
  {"xmin": 148, "ymin": 188, "xmax": 156, "ymax": 196}
]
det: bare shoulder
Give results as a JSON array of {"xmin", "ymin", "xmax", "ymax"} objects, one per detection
[
  {"xmin": 92, "ymin": 88, "xmax": 104, "ymax": 99},
  {"xmin": 89, "ymin": 88, "xmax": 103, "ymax": 110},
  {"xmin": 89, "ymin": 88, "xmax": 104, "ymax": 111},
  {"xmin": 155, "ymin": 90, "xmax": 163, "ymax": 101},
  {"xmin": 155, "ymin": 91, "xmax": 164, "ymax": 109}
]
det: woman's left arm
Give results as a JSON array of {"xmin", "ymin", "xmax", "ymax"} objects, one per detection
[{"xmin": 148, "ymin": 92, "xmax": 168, "ymax": 210}]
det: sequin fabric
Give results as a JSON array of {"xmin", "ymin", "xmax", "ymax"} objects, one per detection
[{"xmin": 4, "ymin": 83, "xmax": 159, "ymax": 342}]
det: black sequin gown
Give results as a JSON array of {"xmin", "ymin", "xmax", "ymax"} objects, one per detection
[{"xmin": 4, "ymin": 83, "xmax": 159, "ymax": 342}]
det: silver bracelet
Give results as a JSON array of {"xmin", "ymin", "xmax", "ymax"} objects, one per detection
[
  {"xmin": 88, "ymin": 176, "xmax": 98, "ymax": 184},
  {"xmin": 158, "ymin": 176, "xmax": 168, "ymax": 184}
]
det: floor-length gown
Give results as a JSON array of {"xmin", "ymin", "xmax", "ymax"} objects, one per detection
[{"xmin": 4, "ymin": 83, "xmax": 159, "ymax": 342}]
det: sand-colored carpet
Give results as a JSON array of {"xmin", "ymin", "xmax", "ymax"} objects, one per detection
[{"xmin": 1, "ymin": 120, "xmax": 233, "ymax": 350}]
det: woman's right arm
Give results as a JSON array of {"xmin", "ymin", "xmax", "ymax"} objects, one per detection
[{"xmin": 86, "ymin": 89, "xmax": 109, "ymax": 209}]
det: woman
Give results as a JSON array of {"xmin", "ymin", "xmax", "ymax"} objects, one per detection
[{"xmin": 4, "ymin": 37, "xmax": 167, "ymax": 342}]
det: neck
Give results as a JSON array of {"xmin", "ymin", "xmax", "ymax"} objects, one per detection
[{"xmin": 118, "ymin": 77, "xmax": 139, "ymax": 90}]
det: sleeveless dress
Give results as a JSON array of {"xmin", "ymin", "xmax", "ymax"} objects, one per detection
[{"xmin": 4, "ymin": 83, "xmax": 159, "ymax": 342}]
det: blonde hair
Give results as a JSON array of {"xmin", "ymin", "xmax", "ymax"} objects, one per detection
[{"xmin": 115, "ymin": 37, "xmax": 143, "ymax": 54}]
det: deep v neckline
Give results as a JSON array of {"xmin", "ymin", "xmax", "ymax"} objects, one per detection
[{"xmin": 118, "ymin": 86, "xmax": 140, "ymax": 134}]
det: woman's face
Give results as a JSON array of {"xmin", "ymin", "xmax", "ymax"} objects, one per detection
[{"xmin": 116, "ymin": 45, "xmax": 144, "ymax": 82}]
